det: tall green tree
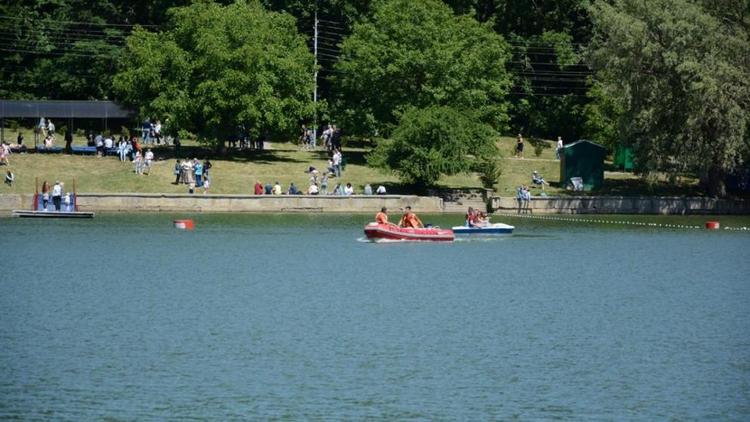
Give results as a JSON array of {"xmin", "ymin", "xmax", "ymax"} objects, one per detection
[
  {"xmin": 113, "ymin": 0, "xmax": 315, "ymax": 145},
  {"xmin": 442, "ymin": 1, "xmax": 593, "ymax": 140},
  {"xmin": 588, "ymin": 0, "xmax": 750, "ymax": 196},
  {"xmin": 368, "ymin": 106, "xmax": 498, "ymax": 189},
  {"xmin": 333, "ymin": 0, "xmax": 513, "ymax": 137},
  {"xmin": 0, "ymin": 0, "xmax": 126, "ymax": 100}
]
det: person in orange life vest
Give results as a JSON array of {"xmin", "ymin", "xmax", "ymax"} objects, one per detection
[
  {"xmin": 375, "ymin": 207, "xmax": 390, "ymax": 224},
  {"xmin": 399, "ymin": 206, "xmax": 424, "ymax": 228}
]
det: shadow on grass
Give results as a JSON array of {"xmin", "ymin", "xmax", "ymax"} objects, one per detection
[
  {"xmin": 342, "ymin": 150, "xmax": 368, "ymax": 166},
  {"xmin": 151, "ymin": 146, "xmax": 306, "ymax": 164},
  {"xmin": 552, "ymin": 178, "xmax": 704, "ymax": 197}
]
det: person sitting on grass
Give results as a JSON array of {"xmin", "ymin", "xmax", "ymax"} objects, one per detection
[
  {"xmin": 308, "ymin": 182, "xmax": 319, "ymax": 195},
  {"xmin": 288, "ymin": 182, "xmax": 300, "ymax": 195},
  {"xmin": 399, "ymin": 206, "xmax": 424, "ymax": 228},
  {"xmin": 532, "ymin": 171, "xmax": 548, "ymax": 190}
]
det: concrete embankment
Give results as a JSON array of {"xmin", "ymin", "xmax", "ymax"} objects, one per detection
[
  {"xmin": 0, "ymin": 193, "xmax": 443, "ymax": 214},
  {"xmin": 2, "ymin": 193, "xmax": 748, "ymax": 215},
  {"xmin": 490, "ymin": 195, "xmax": 750, "ymax": 215}
]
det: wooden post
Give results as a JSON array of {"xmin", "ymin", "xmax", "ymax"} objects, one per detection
[
  {"xmin": 34, "ymin": 177, "xmax": 39, "ymax": 210},
  {"xmin": 73, "ymin": 177, "xmax": 78, "ymax": 211}
]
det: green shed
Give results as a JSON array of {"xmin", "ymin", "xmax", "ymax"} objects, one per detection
[
  {"xmin": 560, "ymin": 140, "xmax": 607, "ymax": 191},
  {"xmin": 613, "ymin": 144, "xmax": 634, "ymax": 171}
]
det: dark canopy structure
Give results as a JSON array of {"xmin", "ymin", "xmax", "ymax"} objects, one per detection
[
  {"xmin": 0, "ymin": 100, "xmax": 133, "ymax": 119},
  {"xmin": 560, "ymin": 139, "xmax": 607, "ymax": 191},
  {"xmin": 1, "ymin": 100, "xmax": 134, "ymax": 145}
]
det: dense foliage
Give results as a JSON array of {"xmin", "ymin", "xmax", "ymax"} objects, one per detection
[
  {"xmin": 368, "ymin": 106, "xmax": 498, "ymax": 188},
  {"xmin": 332, "ymin": 0, "xmax": 513, "ymax": 136},
  {"xmin": 2, "ymin": 0, "xmax": 748, "ymax": 195},
  {"xmin": 112, "ymin": 0, "xmax": 315, "ymax": 145},
  {"xmin": 588, "ymin": 0, "xmax": 750, "ymax": 196}
]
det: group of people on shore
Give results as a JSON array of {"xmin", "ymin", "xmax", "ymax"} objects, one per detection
[
  {"xmin": 252, "ymin": 177, "xmax": 386, "ymax": 196},
  {"xmin": 516, "ymin": 185, "xmax": 532, "ymax": 213},
  {"xmin": 39, "ymin": 180, "xmax": 72, "ymax": 211},
  {"xmin": 299, "ymin": 123, "xmax": 343, "ymax": 152},
  {"xmin": 140, "ymin": 119, "xmax": 163, "ymax": 145},
  {"xmin": 174, "ymin": 158, "xmax": 212, "ymax": 194}
]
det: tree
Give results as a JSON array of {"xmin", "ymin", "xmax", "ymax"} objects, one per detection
[
  {"xmin": 588, "ymin": 0, "xmax": 750, "ymax": 196},
  {"xmin": 0, "ymin": 0, "xmax": 126, "ymax": 100},
  {"xmin": 113, "ymin": 0, "xmax": 315, "ymax": 145},
  {"xmin": 333, "ymin": 0, "xmax": 513, "ymax": 137},
  {"xmin": 368, "ymin": 106, "xmax": 498, "ymax": 189}
]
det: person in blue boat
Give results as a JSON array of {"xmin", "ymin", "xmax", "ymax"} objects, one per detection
[{"xmin": 466, "ymin": 207, "xmax": 488, "ymax": 227}]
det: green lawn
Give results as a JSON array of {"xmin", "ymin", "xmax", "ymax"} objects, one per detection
[{"xmin": 1, "ymin": 127, "xmax": 700, "ymax": 196}]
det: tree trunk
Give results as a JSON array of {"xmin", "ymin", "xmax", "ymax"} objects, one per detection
[{"xmin": 706, "ymin": 165, "xmax": 727, "ymax": 197}]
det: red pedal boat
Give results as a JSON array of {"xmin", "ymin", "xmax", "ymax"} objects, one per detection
[{"xmin": 364, "ymin": 222, "xmax": 455, "ymax": 242}]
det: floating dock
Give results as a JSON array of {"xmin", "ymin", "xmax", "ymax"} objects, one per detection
[{"xmin": 12, "ymin": 210, "xmax": 95, "ymax": 218}]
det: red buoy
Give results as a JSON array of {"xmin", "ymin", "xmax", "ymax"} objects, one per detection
[
  {"xmin": 705, "ymin": 221, "xmax": 720, "ymax": 230},
  {"xmin": 174, "ymin": 219, "xmax": 195, "ymax": 230}
]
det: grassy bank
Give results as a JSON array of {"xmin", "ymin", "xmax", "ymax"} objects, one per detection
[{"xmin": 1, "ymin": 129, "xmax": 700, "ymax": 196}]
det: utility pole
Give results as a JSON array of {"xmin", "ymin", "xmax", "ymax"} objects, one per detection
[{"xmin": 313, "ymin": 5, "xmax": 318, "ymax": 144}]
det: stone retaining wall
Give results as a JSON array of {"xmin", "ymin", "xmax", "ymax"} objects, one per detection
[
  {"xmin": 490, "ymin": 196, "xmax": 750, "ymax": 215},
  {"xmin": 3, "ymin": 193, "xmax": 748, "ymax": 215},
  {"xmin": 0, "ymin": 193, "xmax": 443, "ymax": 213}
]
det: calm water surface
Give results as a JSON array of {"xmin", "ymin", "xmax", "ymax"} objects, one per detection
[{"xmin": 1, "ymin": 213, "xmax": 749, "ymax": 420}]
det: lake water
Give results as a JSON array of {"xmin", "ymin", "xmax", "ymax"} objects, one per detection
[{"xmin": 1, "ymin": 213, "xmax": 749, "ymax": 420}]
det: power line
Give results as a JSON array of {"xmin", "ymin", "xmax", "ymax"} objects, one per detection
[{"xmin": 0, "ymin": 14, "xmax": 158, "ymax": 28}]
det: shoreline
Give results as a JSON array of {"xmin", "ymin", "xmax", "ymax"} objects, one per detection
[{"xmin": 1, "ymin": 193, "xmax": 748, "ymax": 215}]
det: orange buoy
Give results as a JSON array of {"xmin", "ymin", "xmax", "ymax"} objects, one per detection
[
  {"xmin": 174, "ymin": 219, "xmax": 195, "ymax": 230},
  {"xmin": 705, "ymin": 221, "xmax": 720, "ymax": 230}
]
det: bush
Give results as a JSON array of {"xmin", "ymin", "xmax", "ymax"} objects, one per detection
[
  {"xmin": 529, "ymin": 137, "xmax": 551, "ymax": 157},
  {"xmin": 475, "ymin": 157, "xmax": 503, "ymax": 189},
  {"xmin": 368, "ymin": 106, "xmax": 498, "ymax": 189}
]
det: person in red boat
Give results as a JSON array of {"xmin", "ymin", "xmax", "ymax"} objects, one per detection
[
  {"xmin": 399, "ymin": 206, "xmax": 424, "ymax": 228},
  {"xmin": 375, "ymin": 207, "xmax": 389, "ymax": 224}
]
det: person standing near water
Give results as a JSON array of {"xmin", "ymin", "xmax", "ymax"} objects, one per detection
[
  {"xmin": 51, "ymin": 181, "xmax": 63, "ymax": 211},
  {"xmin": 516, "ymin": 134, "xmax": 524, "ymax": 159},
  {"xmin": 41, "ymin": 180, "xmax": 50, "ymax": 210}
]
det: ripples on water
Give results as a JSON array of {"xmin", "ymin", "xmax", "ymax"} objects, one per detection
[{"xmin": 1, "ymin": 213, "xmax": 749, "ymax": 420}]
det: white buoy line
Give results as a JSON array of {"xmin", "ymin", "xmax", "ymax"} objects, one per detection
[{"xmin": 492, "ymin": 212, "xmax": 749, "ymax": 232}]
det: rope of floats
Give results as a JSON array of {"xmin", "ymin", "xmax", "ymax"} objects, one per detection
[{"xmin": 492, "ymin": 212, "xmax": 750, "ymax": 232}]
